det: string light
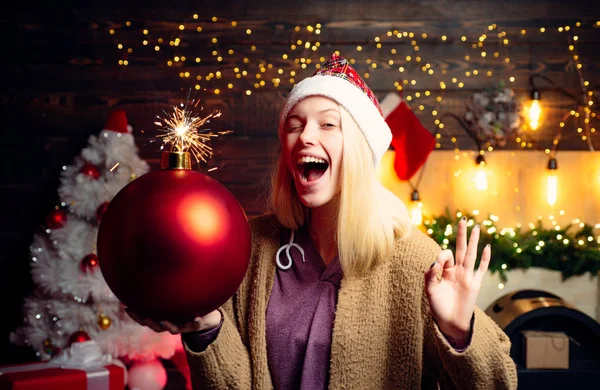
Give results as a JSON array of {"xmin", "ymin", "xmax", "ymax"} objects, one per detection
[
  {"xmin": 547, "ymin": 157, "xmax": 558, "ymax": 206},
  {"xmin": 409, "ymin": 190, "xmax": 423, "ymax": 226},
  {"xmin": 525, "ymin": 27, "xmax": 598, "ymax": 152},
  {"xmin": 528, "ymin": 89, "xmax": 542, "ymax": 131},
  {"xmin": 474, "ymin": 154, "xmax": 488, "ymax": 191},
  {"xmin": 111, "ymin": 18, "xmax": 598, "ymax": 153}
]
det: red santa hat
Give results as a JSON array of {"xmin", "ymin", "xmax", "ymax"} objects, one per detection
[
  {"xmin": 279, "ymin": 53, "xmax": 392, "ymax": 166},
  {"xmin": 103, "ymin": 110, "xmax": 131, "ymax": 133}
]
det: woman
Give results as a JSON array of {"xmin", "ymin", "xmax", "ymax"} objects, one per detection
[{"xmin": 128, "ymin": 54, "xmax": 518, "ymax": 389}]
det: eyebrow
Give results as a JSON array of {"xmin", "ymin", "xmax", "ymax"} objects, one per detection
[
  {"xmin": 287, "ymin": 108, "xmax": 340, "ymax": 121},
  {"xmin": 317, "ymin": 108, "xmax": 340, "ymax": 115}
]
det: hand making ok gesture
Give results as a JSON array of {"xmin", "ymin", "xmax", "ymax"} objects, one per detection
[{"xmin": 424, "ymin": 217, "xmax": 491, "ymax": 347}]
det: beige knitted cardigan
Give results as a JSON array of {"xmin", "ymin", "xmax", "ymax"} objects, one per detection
[{"xmin": 184, "ymin": 214, "xmax": 518, "ymax": 389}]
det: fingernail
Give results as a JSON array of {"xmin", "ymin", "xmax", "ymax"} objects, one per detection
[
  {"xmin": 461, "ymin": 216, "xmax": 466, "ymax": 221},
  {"xmin": 486, "ymin": 244, "xmax": 491, "ymax": 249},
  {"xmin": 159, "ymin": 321, "xmax": 166, "ymax": 327},
  {"xmin": 194, "ymin": 317, "xmax": 201, "ymax": 324},
  {"xmin": 475, "ymin": 224, "xmax": 480, "ymax": 229},
  {"xmin": 430, "ymin": 260, "xmax": 437, "ymax": 269}
]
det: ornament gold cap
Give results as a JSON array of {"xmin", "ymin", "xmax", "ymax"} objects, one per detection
[{"xmin": 161, "ymin": 151, "xmax": 192, "ymax": 170}]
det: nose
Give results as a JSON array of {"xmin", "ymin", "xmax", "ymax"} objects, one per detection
[{"xmin": 298, "ymin": 121, "xmax": 318, "ymax": 145}]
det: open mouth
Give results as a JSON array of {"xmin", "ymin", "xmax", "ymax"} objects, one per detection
[{"xmin": 297, "ymin": 156, "xmax": 329, "ymax": 183}]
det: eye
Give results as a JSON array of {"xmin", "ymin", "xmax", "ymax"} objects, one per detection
[{"xmin": 286, "ymin": 120, "xmax": 303, "ymax": 132}]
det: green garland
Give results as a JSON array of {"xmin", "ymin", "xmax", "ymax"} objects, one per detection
[{"xmin": 424, "ymin": 209, "xmax": 600, "ymax": 282}]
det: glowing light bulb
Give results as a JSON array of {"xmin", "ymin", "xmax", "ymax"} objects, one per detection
[
  {"xmin": 547, "ymin": 158, "xmax": 558, "ymax": 206},
  {"xmin": 475, "ymin": 169, "xmax": 488, "ymax": 191},
  {"xmin": 528, "ymin": 90, "xmax": 542, "ymax": 131},
  {"xmin": 475, "ymin": 155, "xmax": 488, "ymax": 191},
  {"xmin": 410, "ymin": 190, "xmax": 423, "ymax": 226}
]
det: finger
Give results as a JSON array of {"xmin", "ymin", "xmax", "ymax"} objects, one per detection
[
  {"xmin": 424, "ymin": 250, "xmax": 453, "ymax": 292},
  {"xmin": 437, "ymin": 249, "xmax": 455, "ymax": 279},
  {"xmin": 160, "ymin": 321, "xmax": 181, "ymax": 335},
  {"xmin": 179, "ymin": 317, "xmax": 205, "ymax": 333},
  {"xmin": 454, "ymin": 217, "xmax": 468, "ymax": 267},
  {"xmin": 463, "ymin": 224, "xmax": 480, "ymax": 271},
  {"xmin": 475, "ymin": 244, "xmax": 492, "ymax": 282},
  {"xmin": 193, "ymin": 316, "xmax": 205, "ymax": 327},
  {"xmin": 437, "ymin": 249, "xmax": 455, "ymax": 270},
  {"xmin": 125, "ymin": 308, "xmax": 147, "ymax": 326},
  {"xmin": 424, "ymin": 259, "xmax": 441, "ymax": 293},
  {"xmin": 145, "ymin": 320, "xmax": 166, "ymax": 333}
]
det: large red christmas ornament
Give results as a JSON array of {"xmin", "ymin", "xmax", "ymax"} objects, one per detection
[
  {"xmin": 80, "ymin": 163, "xmax": 101, "ymax": 179},
  {"xmin": 46, "ymin": 209, "xmax": 67, "ymax": 229},
  {"xmin": 96, "ymin": 202, "xmax": 109, "ymax": 222},
  {"xmin": 97, "ymin": 151, "xmax": 251, "ymax": 324},
  {"xmin": 80, "ymin": 254, "xmax": 99, "ymax": 273},
  {"xmin": 68, "ymin": 330, "xmax": 91, "ymax": 345}
]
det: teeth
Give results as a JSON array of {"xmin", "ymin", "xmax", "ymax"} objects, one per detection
[{"xmin": 297, "ymin": 156, "xmax": 327, "ymax": 165}]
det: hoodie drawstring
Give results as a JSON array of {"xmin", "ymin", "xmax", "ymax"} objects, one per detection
[{"xmin": 276, "ymin": 230, "xmax": 306, "ymax": 270}]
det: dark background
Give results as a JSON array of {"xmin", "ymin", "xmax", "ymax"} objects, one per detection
[{"xmin": 2, "ymin": 0, "xmax": 599, "ymax": 365}]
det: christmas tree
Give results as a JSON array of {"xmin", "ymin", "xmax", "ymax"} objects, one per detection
[{"xmin": 10, "ymin": 110, "xmax": 183, "ymax": 364}]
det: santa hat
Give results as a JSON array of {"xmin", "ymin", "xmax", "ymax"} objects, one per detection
[
  {"xmin": 380, "ymin": 93, "xmax": 435, "ymax": 180},
  {"xmin": 103, "ymin": 110, "xmax": 131, "ymax": 133},
  {"xmin": 279, "ymin": 54, "xmax": 392, "ymax": 166}
]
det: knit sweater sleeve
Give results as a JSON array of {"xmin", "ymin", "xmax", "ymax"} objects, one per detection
[
  {"xmin": 419, "ymin": 263, "xmax": 518, "ymax": 389},
  {"xmin": 182, "ymin": 298, "xmax": 253, "ymax": 389},
  {"xmin": 427, "ymin": 305, "xmax": 518, "ymax": 389}
]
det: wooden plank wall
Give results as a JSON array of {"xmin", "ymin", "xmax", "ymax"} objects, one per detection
[{"xmin": 1, "ymin": 0, "xmax": 599, "ymax": 364}]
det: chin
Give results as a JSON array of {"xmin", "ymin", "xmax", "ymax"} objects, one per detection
[
  {"xmin": 297, "ymin": 191, "xmax": 339, "ymax": 211},
  {"xmin": 298, "ymin": 196, "xmax": 327, "ymax": 209}
]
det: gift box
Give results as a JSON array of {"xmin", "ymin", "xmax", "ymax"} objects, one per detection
[
  {"xmin": 0, "ymin": 341, "xmax": 125, "ymax": 390},
  {"xmin": 522, "ymin": 330, "xmax": 569, "ymax": 369},
  {"xmin": 0, "ymin": 362, "xmax": 125, "ymax": 390}
]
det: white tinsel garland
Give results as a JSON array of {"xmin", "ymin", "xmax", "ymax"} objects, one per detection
[{"xmin": 11, "ymin": 119, "xmax": 181, "ymax": 362}]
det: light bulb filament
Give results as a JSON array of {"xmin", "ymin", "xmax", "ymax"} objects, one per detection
[
  {"xmin": 411, "ymin": 201, "xmax": 423, "ymax": 225},
  {"xmin": 475, "ymin": 164, "xmax": 488, "ymax": 191},
  {"xmin": 529, "ymin": 100, "xmax": 542, "ymax": 131}
]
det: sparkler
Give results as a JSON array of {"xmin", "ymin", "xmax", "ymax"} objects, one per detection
[{"xmin": 154, "ymin": 99, "xmax": 230, "ymax": 164}]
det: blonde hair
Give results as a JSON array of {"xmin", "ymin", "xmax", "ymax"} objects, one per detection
[{"xmin": 270, "ymin": 106, "xmax": 411, "ymax": 277}]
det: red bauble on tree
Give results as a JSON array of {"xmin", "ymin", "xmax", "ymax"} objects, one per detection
[
  {"xmin": 46, "ymin": 209, "xmax": 67, "ymax": 229},
  {"xmin": 80, "ymin": 163, "xmax": 101, "ymax": 179},
  {"xmin": 80, "ymin": 254, "xmax": 99, "ymax": 273},
  {"xmin": 97, "ymin": 151, "xmax": 251, "ymax": 324},
  {"xmin": 68, "ymin": 330, "xmax": 91, "ymax": 346},
  {"xmin": 43, "ymin": 339, "xmax": 61, "ymax": 357}
]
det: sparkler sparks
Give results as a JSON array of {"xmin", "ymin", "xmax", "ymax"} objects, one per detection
[{"xmin": 154, "ymin": 100, "xmax": 230, "ymax": 164}]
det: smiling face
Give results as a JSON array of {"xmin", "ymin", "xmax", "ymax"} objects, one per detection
[{"xmin": 280, "ymin": 96, "xmax": 344, "ymax": 210}]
